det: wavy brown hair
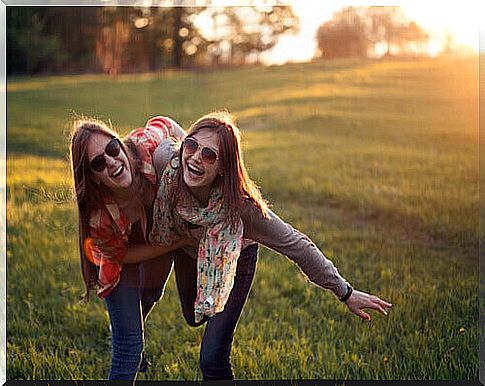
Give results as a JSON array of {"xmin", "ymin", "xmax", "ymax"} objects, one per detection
[
  {"xmin": 170, "ymin": 111, "xmax": 269, "ymax": 227},
  {"xmin": 69, "ymin": 117, "xmax": 144, "ymax": 297}
]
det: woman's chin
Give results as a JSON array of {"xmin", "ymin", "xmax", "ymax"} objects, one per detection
[
  {"xmin": 183, "ymin": 170, "xmax": 204, "ymax": 189},
  {"xmin": 119, "ymin": 179, "xmax": 133, "ymax": 189},
  {"xmin": 109, "ymin": 174, "xmax": 132, "ymax": 190}
]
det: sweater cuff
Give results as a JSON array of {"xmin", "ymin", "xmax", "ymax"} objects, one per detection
[
  {"xmin": 338, "ymin": 283, "xmax": 353, "ymax": 302},
  {"xmin": 333, "ymin": 279, "xmax": 352, "ymax": 300}
]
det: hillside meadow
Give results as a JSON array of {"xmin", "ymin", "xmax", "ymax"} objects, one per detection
[{"xmin": 6, "ymin": 57, "xmax": 479, "ymax": 380}]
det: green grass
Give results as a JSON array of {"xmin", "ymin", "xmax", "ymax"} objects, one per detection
[{"xmin": 6, "ymin": 56, "xmax": 479, "ymax": 380}]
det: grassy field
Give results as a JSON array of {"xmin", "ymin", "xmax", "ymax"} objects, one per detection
[{"xmin": 6, "ymin": 56, "xmax": 479, "ymax": 380}]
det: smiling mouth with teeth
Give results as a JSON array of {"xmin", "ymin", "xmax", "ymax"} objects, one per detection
[
  {"xmin": 187, "ymin": 163, "xmax": 204, "ymax": 176},
  {"xmin": 111, "ymin": 165, "xmax": 123, "ymax": 178}
]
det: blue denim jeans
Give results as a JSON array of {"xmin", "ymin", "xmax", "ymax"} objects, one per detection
[
  {"xmin": 104, "ymin": 254, "xmax": 173, "ymax": 380},
  {"xmin": 175, "ymin": 243, "xmax": 259, "ymax": 380}
]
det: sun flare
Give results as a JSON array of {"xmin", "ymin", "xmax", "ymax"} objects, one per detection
[{"xmin": 258, "ymin": 0, "xmax": 481, "ymax": 65}]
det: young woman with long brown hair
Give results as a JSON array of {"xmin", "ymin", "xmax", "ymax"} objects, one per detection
[
  {"xmin": 70, "ymin": 116, "xmax": 194, "ymax": 380},
  {"xmin": 149, "ymin": 111, "xmax": 392, "ymax": 380}
]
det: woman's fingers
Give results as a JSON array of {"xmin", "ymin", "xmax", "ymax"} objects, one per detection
[
  {"xmin": 356, "ymin": 299, "xmax": 387, "ymax": 316},
  {"xmin": 368, "ymin": 297, "xmax": 393, "ymax": 315},
  {"xmin": 365, "ymin": 297, "xmax": 391, "ymax": 315},
  {"xmin": 346, "ymin": 290, "xmax": 393, "ymax": 319},
  {"xmin": 379, "ymin": 299, "xmax": 392, "ymax": 308},
  {"xmin": 375, "ymin": 296, "xmax": 393, "ymax": 308},
  {"xmin": 370, "ymin": 302, "xmax": 388, "ymax": 315},
  {"xmin": 353, "ymin": 307, "xmax": 371, "ymax": 321}
]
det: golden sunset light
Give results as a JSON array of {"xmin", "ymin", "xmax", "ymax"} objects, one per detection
[{"xmin": 257, "ymin": 1, "xmax": 481, "ymax": 64}]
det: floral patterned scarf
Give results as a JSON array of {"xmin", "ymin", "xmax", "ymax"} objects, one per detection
[{"xmin": 149, "ymin": 156, "xmax": 243, "ymax": 323}]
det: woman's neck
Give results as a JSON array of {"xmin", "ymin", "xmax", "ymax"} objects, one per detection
[
  {"xmin": 112, "ymin": 184, "xmax": 137, "ymax": 203},
  {"xmin": 190, "ymin": 186, "xmax": 211, "ymax": 207},
  {"xmin": 112, "ymin": 174, "xmax": 150, "ymax": 207}
]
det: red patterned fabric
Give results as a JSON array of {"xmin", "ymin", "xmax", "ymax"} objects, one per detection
[{"xmin": 87, "ymin": 116, "xmax": 176, "ymax": 298}]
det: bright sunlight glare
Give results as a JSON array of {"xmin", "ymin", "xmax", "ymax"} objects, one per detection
[{"xmin": 254, "ymin": 0, "xmax": 481, "ymax": 65}]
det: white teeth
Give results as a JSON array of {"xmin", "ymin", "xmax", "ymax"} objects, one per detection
[
  {"xmin": 189, "ymin": 163, "xmax": 203, "ymax": 172},
  {"xmin": 112, "ymin": 165, "xmax": 123, "ymax": 178},
  {"xmin": 188, "ymin": 164, "xmax": 204, "ymax": 176}
]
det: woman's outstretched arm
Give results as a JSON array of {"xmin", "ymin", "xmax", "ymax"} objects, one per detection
[{"xmin": 241, "ymin": 201, "xmax": 392, "ymax": 320}]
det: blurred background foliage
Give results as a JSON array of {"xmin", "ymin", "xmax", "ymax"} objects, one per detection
[
  {"xmin": 7, "ymin": 5, "xmax": 447, "ymax": 76},
  {"xmin": 7, "ymin": 6, "xmax": 299, "ymax": 75}
]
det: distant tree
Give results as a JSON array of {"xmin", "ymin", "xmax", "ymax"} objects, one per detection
[
  {"xmin": 316, "ymin": 6, "xmax": 429, "ymax": 59},
  {"xmin": 203, "ymin": 6, "xmax": 299, "ymax": 65},
  {"xmin": 316, "ymin": 7, "xmax": 368, "ymax": 58},
  {"xmin": 365, "ymin": 6, "xmax": 428, "ymax": 56},
  {"xmin": 95, "ymin": 7, "xmax": 145, "ymax": 74},
  {"xmin": 149, "ymin": 7, "xmax": 209, "ymax": 68}
]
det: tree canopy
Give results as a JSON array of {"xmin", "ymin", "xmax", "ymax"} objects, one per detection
[
  {"xmin": 316, "ymin": 7, "xmax": 429, "ymax": 59},
  {"xmin": 7, "ymin": 6, "xmax": 299, "ymax": 75}
]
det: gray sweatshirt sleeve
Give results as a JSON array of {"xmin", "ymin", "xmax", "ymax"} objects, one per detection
[
  {"xmin": 153, "ymin": 138, "xmax": 180, "ymax": 180},
  {"xmin": 241, "ymin": 200, "xmax": 350, "ymax": 299}
]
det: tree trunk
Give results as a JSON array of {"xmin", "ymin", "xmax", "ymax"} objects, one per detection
[{"xmin": 172, "ymin": 7, "xmax": 184, "ymax": 67}]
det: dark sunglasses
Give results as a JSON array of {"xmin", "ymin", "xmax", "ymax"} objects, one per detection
[
  {"xmin": 183, "ymin": 137, "xmax": 219, "ymax": 164},
  {"xmin": 89, "ymin": 138, "xmax": 122, "ymax": 172}
]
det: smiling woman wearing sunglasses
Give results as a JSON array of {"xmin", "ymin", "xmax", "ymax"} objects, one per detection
[
  {"xmin": 69, "ymin": 116, "xmax": 195, "ymax": 380},
  {"xmin": 149, "ymin": 111, "xmax": 392, "ymax": 380}
]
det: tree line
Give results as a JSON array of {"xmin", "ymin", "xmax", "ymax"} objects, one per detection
[
  {"xmin": 7, "ymin": 6, "xmax": 434, "ymax": 76},
  {"xmin": 7, "ymin": 6, "xmax": 298, "ymax": 75}
]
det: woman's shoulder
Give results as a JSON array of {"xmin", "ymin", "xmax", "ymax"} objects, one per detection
[{"xmin": 240, "ymin": 198, "xmax": 266, "ymax": 225}]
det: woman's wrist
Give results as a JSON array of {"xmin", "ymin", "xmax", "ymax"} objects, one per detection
[{"xmin": 339, "ymin": 283, "xmax": 353, "ymax": 302}]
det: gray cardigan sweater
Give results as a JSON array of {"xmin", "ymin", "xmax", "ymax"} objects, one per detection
[{"xmin": 153, "ymin": 138, "xmax": 350, "ymax": 300}]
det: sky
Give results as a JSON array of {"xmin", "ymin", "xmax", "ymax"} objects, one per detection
[{"xmin": 257, "ymin": 0, "xmax": 482, "ymax": 65}]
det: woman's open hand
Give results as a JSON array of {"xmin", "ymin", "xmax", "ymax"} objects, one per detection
[{"xmin": 345, "ymin": 290, "xmax": 392, "ymax": 321}]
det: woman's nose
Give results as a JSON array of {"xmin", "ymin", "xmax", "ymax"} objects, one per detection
[
  {"xmin": 191, "ymin": 148, "xmax": 203, "ymax": 162},
  {"xmin": 105, "ymin": 155, "xmax": 118, "ymax": 167}
]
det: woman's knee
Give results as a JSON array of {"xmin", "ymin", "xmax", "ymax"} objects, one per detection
[{"xmin": 111, "ymin": 329, "xmax": 144, "ymax": 354}]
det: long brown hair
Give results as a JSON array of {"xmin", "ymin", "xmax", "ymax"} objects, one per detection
[
  {"xmin": 69, "ymin": 117, "xmax": 142, "ymax": 298},
  {"xmin": 170, "ymin": 111, "xmax": 269, "ymax": 227}
]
